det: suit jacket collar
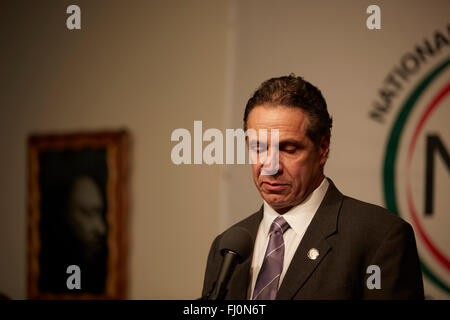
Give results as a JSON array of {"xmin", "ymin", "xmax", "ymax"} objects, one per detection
[{"xmin": 227, "ymin": 178, "xmax": 343, "ymax": 300}]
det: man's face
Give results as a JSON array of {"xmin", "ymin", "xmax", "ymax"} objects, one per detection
[
  {"xmin": 247, "ymin": 105, "xmax": 329, "ymax": 214},
  {"xmin": 68, "ymin": 176, "xmax": 107, "ymax": 253}
]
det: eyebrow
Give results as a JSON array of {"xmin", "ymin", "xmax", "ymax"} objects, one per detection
[
  {"xmin": 279, "ymin": 138, "xmax": 300, "ymax": 143},
  {"xmin": 247, "ymin": 138, "xmax": 303, "ymax": 146},
  {"xmin": 278, "ymin": 139, "xmax": 303, "ymax": 146}
]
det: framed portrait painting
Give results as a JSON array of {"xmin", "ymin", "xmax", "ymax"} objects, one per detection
[{"xmin": 27, "ymin": 130, "xmax": 129, "ymax": 299}]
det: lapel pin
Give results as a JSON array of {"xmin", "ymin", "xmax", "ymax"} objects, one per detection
[{"xmin": 307, "ymin": 248, "xmax": 320, "ymax": 260}]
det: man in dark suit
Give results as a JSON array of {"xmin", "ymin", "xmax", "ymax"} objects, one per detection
[{"xmin": 202, "ymin": 75, "xmax": 424, "ymax": 299}]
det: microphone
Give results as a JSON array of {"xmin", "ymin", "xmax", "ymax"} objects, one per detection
[{"xmin": 206, "ymin": 227, "xmax": 253, "ymax": 300}]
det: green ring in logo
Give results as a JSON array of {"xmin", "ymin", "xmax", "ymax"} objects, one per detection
[{"xmin": 383, "ymin": 56, "xmax": 450, "ymax": 294}]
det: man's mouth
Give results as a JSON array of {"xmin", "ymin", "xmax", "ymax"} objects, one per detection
[{"xmin": 261, "ymin": 182, "xmax": 288, "ymax": 192}]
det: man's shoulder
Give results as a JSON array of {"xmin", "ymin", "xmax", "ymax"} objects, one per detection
[
  {"xmin": 326, "ymin": 179, "xmax": 411, "ymax": 232},
  {"xmin": 338, "ymin": 194, "xmax": 412, "ymax": 237}
]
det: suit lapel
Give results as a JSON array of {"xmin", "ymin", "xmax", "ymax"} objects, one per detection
[
  {"xmin": 277, "ymin": 179, "xmax": 343, "ymax": 299},
  {"xmin": 226, "ymin": 208, "xmax": 263, "ymax": 299}
]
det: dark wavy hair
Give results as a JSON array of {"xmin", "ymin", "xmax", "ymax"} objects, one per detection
[{"xmin": 243, "ymin": 74, "xmax": 333, "ymax": 147}]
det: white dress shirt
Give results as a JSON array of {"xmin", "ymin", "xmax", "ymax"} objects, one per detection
[{"xmin": 248, "ymin": 178, "xmax": 329, "ymax": 299}]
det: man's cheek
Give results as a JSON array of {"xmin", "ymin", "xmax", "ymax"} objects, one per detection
[{"xmin": 252, "ymin": 164, "xmax": 261, "ymax": 177}]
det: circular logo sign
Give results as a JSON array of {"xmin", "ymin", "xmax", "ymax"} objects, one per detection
[{"xmin": 383, "ymin": 57, "xmax": 450, "ymax": 296}]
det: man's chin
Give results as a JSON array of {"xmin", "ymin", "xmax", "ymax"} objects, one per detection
[{"xmin": 262, "ymin": 194, "xmax": 290, "ymax": 210}]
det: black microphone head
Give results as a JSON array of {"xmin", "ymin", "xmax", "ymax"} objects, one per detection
[{"xmin": 219, "ymin": 227, "xmax": 253, "ymax": 263}]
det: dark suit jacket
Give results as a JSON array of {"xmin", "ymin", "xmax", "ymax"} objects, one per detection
[{"xmin": 202, "ymin": 179, "xmax": 424, "ymax": 299}]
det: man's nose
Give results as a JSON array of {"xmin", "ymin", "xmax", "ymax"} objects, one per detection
[
  {"xmin": 260, "ymin": 146, "xmax": 281, "ymax": 176},
  {"xmin": 92, "ymin": 214, "xmax": 107, "ymax": 238}
]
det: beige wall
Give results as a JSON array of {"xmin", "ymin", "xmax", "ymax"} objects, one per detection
[{"xmin": 0, "ymin": 0, "xmax": 228, "ymax": 299}]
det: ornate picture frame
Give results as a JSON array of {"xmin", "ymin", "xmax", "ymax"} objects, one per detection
[{"xmin": 27, "ymin": 130, "xmax": 129, "ymax": 299}]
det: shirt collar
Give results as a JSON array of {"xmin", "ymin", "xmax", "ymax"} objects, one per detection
[{"xmin": 262, "ymin": 177, "xmax": 329, "ymax": 237}]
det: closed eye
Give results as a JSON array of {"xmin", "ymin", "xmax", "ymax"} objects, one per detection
[
  {"xmin": 279, "ymin": 142, "xmax": 300, "ymax": 154},
  {"xmin": 249, "ymin": 142, "xmax": 268, "ymax": 152},
  {"xmin": 283, "ymin": 147, "xmax": 296, "ymax": 154}
]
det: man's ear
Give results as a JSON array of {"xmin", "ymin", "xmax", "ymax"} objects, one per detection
[{"xmin": 319, "ymin": 136, "xmax": 330, "ymax": 165}]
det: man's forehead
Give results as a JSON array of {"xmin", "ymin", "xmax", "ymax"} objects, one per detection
[
  {"xmin": 247, "ymin": 105, "xmax": 308, "ymax": 128},
  {"xmin": 247, "ymin": 132, "xmax": 306, "ymax": 144},
  {"xmin": 246, "ymin": 105, "xmax": 308, "ymax": 140}
]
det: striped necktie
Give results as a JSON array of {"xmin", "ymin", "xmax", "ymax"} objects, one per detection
[{"xmin": 252, "ymin": 216, "xmax": 290, "ymax": 300}]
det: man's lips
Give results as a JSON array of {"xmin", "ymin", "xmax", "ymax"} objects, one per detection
[{"xmin": 261, "ymin": 182, "xmax": 288, "ymax": 192}]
